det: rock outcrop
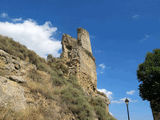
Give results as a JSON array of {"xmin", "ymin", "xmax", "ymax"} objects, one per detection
[
  {"xmin": 0, "ymin": 29, "xmax": 113, "ymax": 120},
  {"xmin": 0, "ymin": 49, "xmax": 75, "ymax": 120}
]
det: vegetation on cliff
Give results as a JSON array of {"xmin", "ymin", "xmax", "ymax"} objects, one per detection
[{"xmin": 0, "ymin": 35, "xmax": 116, "ymax": 120}]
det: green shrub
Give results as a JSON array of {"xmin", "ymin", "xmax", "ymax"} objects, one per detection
[
  {"xmin": 51, "ymin": 76, "xmax": 66, "ymax": 86},
  {"xmin": 90, "ymin": 97, "xmax": 116, "ymax": 120},
  {"xmin": 27, "ymin": 69, "xmax": 43, "ymax": 82},
  {"xmin": 61, "ymin": 86, "xmax": 94, "ymax": 120}
]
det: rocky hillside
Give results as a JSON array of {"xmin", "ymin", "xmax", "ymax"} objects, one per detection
[{"xmin": 0, "ymin": 35, "xmax": 116, "ymax": 120}]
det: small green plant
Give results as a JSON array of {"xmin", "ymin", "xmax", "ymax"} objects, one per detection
[
  {"xmin": 61, "ymin": 86, "xmax": 94, "ymax": 120},
  {"xmin": 90, "ymin": 97, "xmax": 116, "ymax": 120}
]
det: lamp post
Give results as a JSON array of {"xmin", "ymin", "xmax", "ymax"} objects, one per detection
[{"xmin": 125, "ymin": 98, "xmax": 130, "ymax": 120}]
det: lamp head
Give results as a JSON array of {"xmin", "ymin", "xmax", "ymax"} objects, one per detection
[{"xmin": 125, "ymin": 98, "xmax": 129, "ymax": 105}]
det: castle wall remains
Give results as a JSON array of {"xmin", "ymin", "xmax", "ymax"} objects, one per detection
[
  {"xmin": 60, "ymin": 28, "xmax": 110, "ymax": 113},
  {"xmin": 61, "ymin": 28, "xmax": 97, "ymax": 94}
]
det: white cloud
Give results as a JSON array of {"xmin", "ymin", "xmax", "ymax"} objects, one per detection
[
  {"xmin": 126, "ymin": 90, "xmax": 135, "ymax": 95},
  {"xmin": 0, "ymin": 19, "xmax": 61, "ymax": 57},
  {"xmin": 97, "ymin": 89, "xmax": 138, "ymax": 104},
  {"xmin": 97, "ymin": 88, "xmax": 113, "ymax": 99},
  {"xmin": 99, "ymin": 64, "xmax": 106, "ymax": 69},
  {"xmin": 97, "ymin": 63, "xmax": 111, "ymax": 75},
  {"xmin": 12, "ymin": 18, "xmax": 23, "ymax": 22},
  {"xmin": 144, "ymin": 34, "xmax": 150, "ymax": 38},
  {"xmin": 140, "ymin": 34, "xmax": 150, "ymax": 43},
  {"xmin": 132, "ymin": 14, "xmax": 140, "ymax": 19},
  {"xmin": 100, "ymin": 71, "xmax": 104, "ymax": 74},
  {"xmin": 111, "ymin": 97, "xmax": 137, "ymax": 104},
  {"xmin": 0, "ymin": 12, "xmax": 8, "ymax": 18},
  {"xmin": 109, "ymin": 112, "xmax": 113, "ymax": 116},
  {"xmin": 95, "ymin": 50, "xmax": 102, "ymax": 54}
]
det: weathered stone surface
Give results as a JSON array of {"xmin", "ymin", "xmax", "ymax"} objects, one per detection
[
  {"xmin": 9, "ymin": 76, "xmax": 26, "ymax": 83},
  {"xmin": 61, "ymin": 28, "xmax": 97, "ymax": 94},
  {"xmin": 77, "ymin": 28, "xmax": 92, "ymax": 53},
  {"xmin": 0, "ymin": 49, "xmax": 36, "ymax": 77},
  {"xmin": 61, "ymin": 28, "xmax": 110, "ymax": 111},
  {"xmin": 0, "ymin": 50, "xmax": 33, "ymax": 111},
  {"xmin": 0, "ymin": 76, "xmax": 26, "ymax": 111},
  {"xmin": 0, "ymin": 49, "xmax": 76, "ymax": 120}
]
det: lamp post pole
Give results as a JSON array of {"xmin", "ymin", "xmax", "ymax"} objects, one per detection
[{"xmin": 125, "ymin": 98, "xmax": 130, "ymax": 120}]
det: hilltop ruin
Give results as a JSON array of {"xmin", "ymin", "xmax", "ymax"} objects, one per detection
[
  {"xmin": 61, "ymin": 28, "xmax": 110, "ymax": 111},
  {"xmin": 61, "ymin": 28, "xmax": 97, "ymax": 94},
  {"xmin": 0, "ymin": 29, "xmax": 114, "ymax": 120}
]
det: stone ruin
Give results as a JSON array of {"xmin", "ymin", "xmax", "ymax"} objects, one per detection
[
  {"xmin": 61, "ymin": 28, "xmax": 97, "ymax": 94},
  {"xmin": 61, "ymin": 28, "xmax": 110, "ymax": 112}
]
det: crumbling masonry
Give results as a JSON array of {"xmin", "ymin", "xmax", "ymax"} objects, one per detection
[
  {"xmin": 61, "ymin": 28, "xmax": 97, "ymax": 94},
  {"xmin": 61, "ymin": 28, "xmax": 110, "ymax": 112}
]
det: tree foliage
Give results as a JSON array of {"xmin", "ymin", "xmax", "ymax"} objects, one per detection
[{"xmin": 137, "ymin": 49, "xmax": 160, "ymax": 111}]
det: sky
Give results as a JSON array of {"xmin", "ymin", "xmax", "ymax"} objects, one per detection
[{"xmin": 0, "ymin": 0, "xmax": 160, "ymax": 119}]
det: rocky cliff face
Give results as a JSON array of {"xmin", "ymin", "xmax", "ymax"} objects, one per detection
[
  {"xmin": 0, "ymin": 32, "xmax": 115, "ymax": 120},
  {"xmin": 0, "ymin": 49, "xmax": 76, "ymax": 120},
  {"xmin": 0, "ymin": 49, "xmax": 29, "ymax": 111}
]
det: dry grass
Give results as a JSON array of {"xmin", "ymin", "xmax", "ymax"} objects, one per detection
[
  {"xmin": 27, "ymin": 69, "xmax": 55, "ymax": 99},
  {"xmin": 0, "ymin": 59, "xmax": 6, "ymax": 76},
  {"xmin": 0, "ymin": 105, "xmax": 45, "ymax": 120},
  {"xmin": 0, "ymin": 59, "xmax": 5, "ymax": 67}
]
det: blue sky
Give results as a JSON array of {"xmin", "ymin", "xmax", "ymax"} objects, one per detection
[{"xmin": 0, "ymin": 0, "xmax": 160, "ymax": 119}]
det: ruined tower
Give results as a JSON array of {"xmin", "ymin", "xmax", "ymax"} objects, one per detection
[
  {"xmin": 61, "ymin": 28, "xmax": 97, "ymax": 94},
  {"xmin": 60, "ymin": 28, "xmax": 110, "ymax": 113},
  {"xmin": 77, "ymin": 28, "xmax": 92, "ymax": 53}
]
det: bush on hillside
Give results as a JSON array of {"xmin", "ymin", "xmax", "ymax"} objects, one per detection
[
  {"xmin": 90, "ymin": 97, "xmax": 116, "ymax": 120},
  {"xmin": 61, "ymin": 86, "xmax": 94, "ymax": 120}
]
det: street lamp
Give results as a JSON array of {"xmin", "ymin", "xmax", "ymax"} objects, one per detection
[{"xmin": 125, "ymin": 98, "xmax": 130, "ymax": 120}]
